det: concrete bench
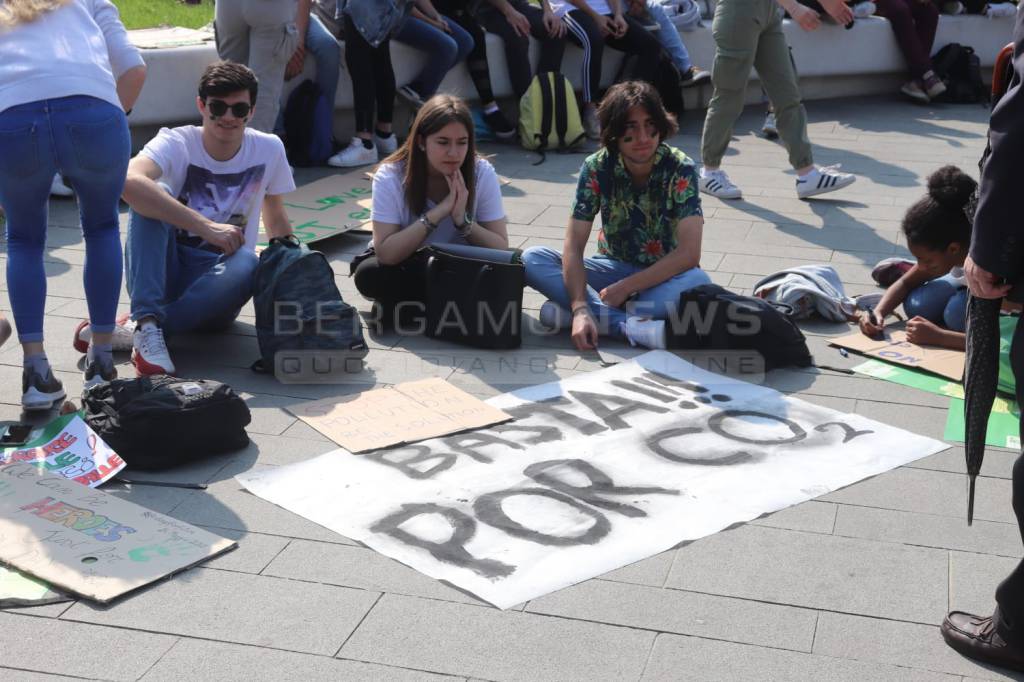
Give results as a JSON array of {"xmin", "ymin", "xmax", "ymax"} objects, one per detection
[{"xmin": 129, "ymin": 14, "xmax": 1013, "ymax": 137}]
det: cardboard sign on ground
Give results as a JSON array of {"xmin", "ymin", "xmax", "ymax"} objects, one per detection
[
  {"xmin": 0, "ymin": 414, "xmax": 125, "ymax": 488},
  {"xmin": 128, "ymin": 27, "xmax": 214, "ymax": 49},
  {"xmin": 0, "ymin": 462, "xmax": 236, "ymax": 604},
  {"xmin": 830, "ymin": 330, "xmax": 964, "ymax": 381},
  {"xmin": 257, "ymin": 172, "xmax": 373, "ymax": 248},
  {"xmin": 288, "ymin": 378, "xmax": 512, "ymax": 453},
  {"xmin": 0, "ymin": 566, "xmax": 70, "ymax": 609}
]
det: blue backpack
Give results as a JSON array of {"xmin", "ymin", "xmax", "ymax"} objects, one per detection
[
  {"xmin": 283, "ymin": 79, "xmax": 334, "ymax": 167},
  {"xmin": 252, "ymin": 235, "xmax": 368, "ymax": 377}
]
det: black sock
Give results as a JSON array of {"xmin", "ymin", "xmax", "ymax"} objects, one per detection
[
  {"xmin": 375, "ymin": 128, "xmax": 393, "ymax": 140},
  {"xmin": 360, "ymin": 138, "xmax": 374, "ymax": 150}
]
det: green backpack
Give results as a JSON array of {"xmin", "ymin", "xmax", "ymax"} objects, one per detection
[{"xmin": 518, "ymin": 72, "xmax": 585, "ymax": 164}]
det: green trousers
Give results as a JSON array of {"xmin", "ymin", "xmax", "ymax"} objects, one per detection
[{"xmin": 700, "ymin": 0, "xmax": 813, "ymax": 170}]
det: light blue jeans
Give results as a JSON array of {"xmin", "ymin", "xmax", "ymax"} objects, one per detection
[
  {"xmin": 903, "ymin": 272, "xmax": 968, "ymax": 332},
  {"xmin": 274, "ymin": 14, "xmax": 341, "ymax": 133},
  {"xmin": 646, "ymin": 1, "xmax": 693, "ymax": 72},
  {"xmin": 394, "ymin": 14, "xmax": 474, "ymax": 98},
  {"xmin": 0, "ymin": 95, "xmax": 128, "ymax": 343},
  {"xmin": 125, "ymin": 208, "xmax": 259, "ymax": 336},
  {"xmin": 522, "ymin": 246, "xmax": 712, "ymax": 337}
]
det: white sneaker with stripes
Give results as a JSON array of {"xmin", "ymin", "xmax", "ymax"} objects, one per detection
[
  {"xmin": 795, "ymin": 164, "xmax": 856, "ymax": 199},
  {"xmin": 698, "ymin": 168, "xmax": 742, "ymax": 200}
]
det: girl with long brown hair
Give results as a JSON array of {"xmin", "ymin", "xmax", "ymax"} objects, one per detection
[{"xmin": 353, "ymin": 94, "xmax": 509, "ymax": 328}]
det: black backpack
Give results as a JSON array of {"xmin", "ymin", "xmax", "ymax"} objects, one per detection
[
  {"xmin": 252, "ymin": 235, "xmax": 368, "ymax": 376},
  {"xmin": 82, "ymin": 376, "xmax": 251, "ymax": 471},
  {"xmin": 283, "ymin": 79, "xmax": 335, "ymax": 167},
  {"xmin": 932, "ymin": 43, "xmax": 988, "ymax": 105},
  {"xmin": 666, "ymin": 284, "xmax": 813, "ymax": 371}
]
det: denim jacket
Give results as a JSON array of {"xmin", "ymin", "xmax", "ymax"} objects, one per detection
[{"xmin": 340, "ymin": 0, "xmax": 412, "ymax": 47}]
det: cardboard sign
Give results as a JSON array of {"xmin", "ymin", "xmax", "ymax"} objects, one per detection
[
  {"xmin": 287, "ymin": 378, "xmax": 512, "ymax": 453},
  {"xmin": 128, "ymin": 27, "xmax": 214, "ymax": 49},
  {"xmin": 240, "ymin": 352, "xmax": 947, "ymax": 609},
  {"xmin": 257, "ymin": 172, "xmax": 373, "ymax": 247},
  {"xmin": 0, "ymin": 566, "xmax": 69, "ymax": 608},
  {"xmin": 830, "ymin": 330, "xmax": 964, "ymax": 381},
  {"xmin": 945, "ymin": 396, "xmax": 1021, "ymax": 450},
  {"xmin": 0, "ymin": 414, "xmax": 124, "ymax": 488},
  {"xmin": 0, "ymin": 463, "xmax": 236, "ymax": 603}
]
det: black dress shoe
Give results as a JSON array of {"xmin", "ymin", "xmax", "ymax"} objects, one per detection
[{"xmin": 941, "ymin": 611, "xmax": 1024, "ymax": 672}]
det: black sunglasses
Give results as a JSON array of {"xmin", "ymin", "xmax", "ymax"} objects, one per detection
[{"xmin": 206, "ymin": 99, "xmax": 252, "ymax": 119}]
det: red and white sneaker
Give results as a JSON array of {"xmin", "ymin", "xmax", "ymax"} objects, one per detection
[
  {"xmin": 132, "ymin": 322, "xmax": 175, "ymax": 376},
  {"xmin": 73, "ymin": 314, "xmax": 134, "ymax": 354}
]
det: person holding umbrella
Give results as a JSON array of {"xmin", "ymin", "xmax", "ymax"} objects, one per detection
[{"xmin": 941, "ymin": 8, "xmax": 1024, "ymax": 673}]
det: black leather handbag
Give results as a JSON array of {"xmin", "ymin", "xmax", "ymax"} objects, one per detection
[{"xmin": 424, "ymin": 244, "xmax": 525, "ymax": 349}]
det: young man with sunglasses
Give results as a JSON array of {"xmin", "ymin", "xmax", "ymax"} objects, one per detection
[{"xmin": 75, "ymin": 62, "xmax": 296, "ymax": 375}]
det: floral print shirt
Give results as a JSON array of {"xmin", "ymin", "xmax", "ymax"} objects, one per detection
[{"xmin": 570, "ymin": 143, "xmax": 702, "ymax": 266}]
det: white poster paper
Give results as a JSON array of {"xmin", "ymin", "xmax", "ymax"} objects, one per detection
[{"xmin": 237, "ymin": 351, "xmax": 948, "ymax": 609}]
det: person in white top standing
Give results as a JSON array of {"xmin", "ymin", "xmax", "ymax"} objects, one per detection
[
  {"xmin": 94, "ymin": 62, "xmax": 296, "ymax": 377},
  {"xmin": 0, "ymin": 0, "xmax": 146, "ymax": 409}
]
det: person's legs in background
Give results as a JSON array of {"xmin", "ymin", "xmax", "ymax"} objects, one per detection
[
  {"xmin": 329, "ymin": 13, "xmax": 397, "ymax": 168},
  {"xmin": 561, "ymin": 9, "xmax": 605, "ymax": 139},
  {"xmin": 603, "ymin": 14, "xmax": 665, "ymax": 86},
  {"xmin": 0, "ymin": 100, "xmax": 66, "ymax": 408},
  {"xmin": 393, "ymin": 15, "xmax": 473, "ymax": 105},
  {"xmin": 874, "ymin": 0, "xmax": 945, "ymax": 101},
  {"xmin": 643, "ymin": 0, "xmax": 710, "ymax": 85}
]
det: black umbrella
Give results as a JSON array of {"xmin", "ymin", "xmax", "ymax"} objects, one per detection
[{"xmin": 963, "ymin": 294, "xmax": 1003, "ymax": 525}]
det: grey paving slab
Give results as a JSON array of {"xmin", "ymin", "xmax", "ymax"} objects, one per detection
[
  {"xmin": 821, "ymin": 467, "xmax": 1016, "ymax": 526},
  {"xmin": 750, "ymin": 500, "xmax": 838, "ymax": 535},
  {"xmin": 1, "ymin": 600, "xmax": 74, "ymax": 619},
  {"xmin": 813, "ymin": 612, "xmax": 1024, "ymax": 681},
  {"xmin": 597, "ymin": 551, "xmax": 675, "ymax": 588},
  {"xmin": 642, "ymin": 632, "xmax": 959, "ymax": 682},
  {"xmin": 527, "ymin": 579, "xmax": 817, "ymax": 652},
  {"xmin": 833, "ymin": 505, "xmax": 1022, "ymax": 558},
  {"xmin": 665, "ymin": 525, "xmax": 948, "ymax": 623},
  {"xmin": 262, "ymin": 539, "xmax": 486, "ymax": 606},
  {"xmin": 0, "ymin": 669, "xmax": 85, "ymax": 682},
  {"xmin": 0, "ymin": 611, "xmax": 177, "ymax": 680},
  {"xmin": 140, "ymin": 638, "xmax": 460, "ymax": 682},
  {"xmin": 201, "ymin": 529, "xmax": 291, "ymax": 575},
  {"xmin": 907, "ymin": 445, "xmax": 1019, "ymax": 481},
  {"xmin": 949, "ymin": 550, "xmax": 1021, "ymax": 620},
  {"xmin": 62, "ymin": 568, "xmax": 378, "ymax": 656},
  {"xmin": 339, "ymin": 594, "xmax": 655, "ymax": 682}
]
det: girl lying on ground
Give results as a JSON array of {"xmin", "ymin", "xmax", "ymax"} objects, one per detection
[{"xmin": 860, "ymin": 165, "xmax": 975, "ymax": 350}]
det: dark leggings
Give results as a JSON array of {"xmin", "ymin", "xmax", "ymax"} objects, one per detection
[
  {"xmin": 873, "ymin": 0, "xmax": 939, "ymax": 80},
  {"xmin": 997, "ymin": 321, "xmax": 1024, "ymax": 642},
  {"xmin": 561, "ymin": 9, "xmax": 663, "ymax": 104},
  {"xmin": 477, "ymin": 0, "xmax": 567, "ymax": 99},
  {"xmin": 434, "ymin": 0, "xmax": 497, "ymax": 103},
  {"xmin": 343, "ymin": 13, "xmax": 396, "ymax": 133},
  {"xmin": 354, "ymin": 252, "xmax": 429, "ymax": 321}
]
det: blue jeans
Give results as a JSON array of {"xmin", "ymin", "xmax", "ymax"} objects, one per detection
[
  {"xmin": 903, "ymin": 273, "xmax": 968, "ymax": 332},
  {"xmin": 274, "ymin": 15, "xmax": 341, "ymax": 133},
  {"xmin": 0, "ymin": 95, "xmax": 128, "ymax": 343},
  {"xmin": 522, "ymin": 246, "xmax": 712, "ymax": 336},
  {"xmin": 646, "ymin": 1, "xmax": 692, "ymax": 72},
  {"xmin": 125, "ymin": 209, "xmax": 259, "ymax": 336},
  {"xmin": 394, "ymin": 14, "xmax": 474, "ymax": 98}
]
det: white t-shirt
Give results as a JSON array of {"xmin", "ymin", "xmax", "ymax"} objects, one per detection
[
  {"xmin": 371, "ymin": 157, "xmax": 505, "ymax": 247},
  {"xmin": 548, "ymin": 0, "xmax": 613, "ymax": 18},
  {"xmin": 139, "ymin": 126, "xmax": 295, "ymax": 252}
]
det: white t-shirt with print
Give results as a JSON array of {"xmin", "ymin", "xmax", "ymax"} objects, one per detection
[
  {"xmin": 139, "ymin": 125, "xmax": 295, "ymax": 252},
  {"xmin": 371, "ymin": 157, "xmax": 505, "ymax": 247},
  {"xmin": 548, "ymin": 0, "xmax": 613, "ymax": 18}
]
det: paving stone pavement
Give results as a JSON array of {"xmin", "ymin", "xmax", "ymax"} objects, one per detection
[{"xmin": 2, "ymin": 97, "xmax": 1022, "ymax": 681}]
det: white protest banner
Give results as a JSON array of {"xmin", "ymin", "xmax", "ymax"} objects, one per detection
[
  {"xmin": 237, "ymin": 351, "xmax": 948, "ymax": 609},
  {"xmin": 0, "ymin": 414, "xmax": 124, "ymax": 487},
  {"xmin": 0, "ymin": 463, "xmax": 236, "ymax": 603}
]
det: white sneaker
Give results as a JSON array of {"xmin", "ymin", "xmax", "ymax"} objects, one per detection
[
  {"xmin": 987, "ymin": 2, "xmax": 1016, "ymax": 18},
  {"xmin": 900, "ymin": 79, "xmax": 931, "ymax": 104},
  {"xmin": 327, "ymin": 137, "xmax": 378, "ymax": 168},
  {"xmin": 73, "ymin": 313, "xmax": 133, "ymax": 354},
  {"xmin": 132, "ymin": 322, "xmax": 175, "ymax": 376},
  {"xmin": 397, "ymin": 85, "xmax": 425, "ymax": 110},
  {"xmin": 762, "ymin": 111, "xmax": 778, "ymax": 139},
  {"xmin": 852, "ymin": 1, "xmax": 876, "ymax": 18},
  {"xmin": 50, "ymin": 174, "xmax": 73, "ymax": 197},
  {"xmin": 795, "ymin": 164, "xmax": 856, "ymax": 199},
  {"xmin": 539, "ymin": 300, "xmax": 572, "ymax": 331},
  {"xmin": 374, "ymin": 132, "xmax": 398, "ymax": 156},
  {"xmin": 699, "ymin": 168, "xmax": 743, "ymax": 200},
  {"xmin": 619, "ymin": 317, "xmax": 667, "ymax": 350}
]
